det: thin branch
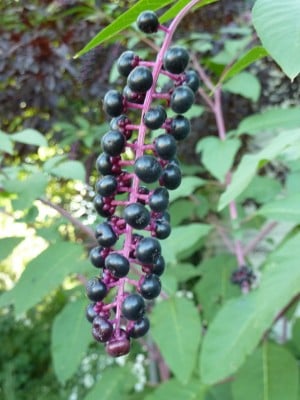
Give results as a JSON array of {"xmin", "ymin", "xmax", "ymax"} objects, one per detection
[
  {"xmin": 243, "ymin": 221, "xmax": 278, "ymax": 256},
  {"xmin": 38, "ymin": 197, "xmax": 97, "ymax": 243}
]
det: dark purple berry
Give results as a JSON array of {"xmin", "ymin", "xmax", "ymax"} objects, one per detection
[
  {"xmin": 154, "ymin": 219, "xmax": 171, "ymax": 239},
  {"xmin": 106, "ymin": 333, "xmax": 131, "ymax": 357},
  {"xmin": 117, "ymin": 51, "xmax": 137, "ymax": 77},
  {"xmin": 122, "ymin": 294, "xmax": 145, "ymax": 320},
  {"xmin": 94, "ymin": 195, "xmax": 112, "ymax": 217},
  {"xmin": 163, "ymin": 46, "xmax": 189, "ymax": 74},
  {"xmin": 101, "ymin": 130, "xmax": 125, "ymax": 156},
  {"xmin": 134, "ymin": 155, "xmax": 162, "ymax": 183},
  {"xmin": 154, "ymin": 134, "xmax": 177, "ymax": 160},
  {"xmin": 95, "ymin": 222, "xmax": 118, "ymax": 247},
  {"xmin": 128, "ymin": 317, "xmax": 150, "ymax": 338},
  {"xmin": 96, "ymin": 153, "xmax": 113, "ymax": 175},
  {"xmin": 170, "ymin": 86, "xmax": 195, "ymax": 114},
  {"xmin": 89, "ymin": 246, "xmax": 105, "ymax": 269},
  {"xmin": 137, "ymin": 11, "xmax": 159, "ymax": 34},
  {"xmin": 127, "ymin": 66, "xmax": 153, "ymax": 94},
  {"xmin": 139, "ymin": 274, "xmax": 161, "ymax": 299},
  {"xmin": 86, "ymin": 303, "xmax": 98, "ymax": 323},
  {"xmin": 152, "ymin": 255, "xmax": 165, "ymax": 276},
  {"xmin": 123, "ymin": 203, "xmax": 150, "ymax": 229},
  {"xmin": 95, "ymin": 175, "xmax": 118, "ymax": 197},
  {"xmin": 169, "ymin": 115, "xmax": 190, "ymax": 140},
  {"xmin": 160, "ymin": 163, "xmax": 182, "ymax": 190},
  {"xmin": 123, "ymin": 85, "xmax": 146, "ymax": 104},
  {"xmin": 92, "ymin": 316, "xmax": 113, "ymax": 342},
  {"xmin": 143, "ymin": 106, "xmax": 167, "ymax": 129},
  {"xmin": 105, "ymin": 253, "xmax": 130, "ymax": 278},
  {"xmin": 136, "ymin": 237, "xmax": 161, "ymax": 265},
  {"xmin": 86, "ymin": 277, "xmax": 107, "ymax": 302},
  {"xmin": 103, "ymin": 90, "xmax": 124, "ymax": 117},
  {"xmin": 149, "ymin": 187, "xmax": 169, "ymax": 212},
  {"xmin": 231, "ymin": 265, "xmax": 256, "ymax": 286},
  {"xmin": 110, "ymin": 115, "xmax": 132, "ymax": 139},
  {"xmin": 183, "ymin": 69, "xmax": 200, "ymax": 92}
]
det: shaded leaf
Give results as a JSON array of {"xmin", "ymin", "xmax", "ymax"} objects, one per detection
[
  {"xmin": 258, "ymin": 194, "xmax": 300, "ymax": 223},
  {"xmin": 0, "ymin": 237, "xmax": 24, "ymax": 262},
  {"xmin": 151, "ymin": 297, "xmax": 202, "ymax": 384},
  {"xmin": 169, "ymin": 176, "xmax": 205, "ymax": 203},
  {"xmin": 223, "ymin": 72, "xmax": 261, "ymax": 102},
  {"xmin": 50, "ymin": 160, "xmax": 85, "ymax": 181},
  {"xmin": 10, "ymin": 129, "xmax": 47, "ymax": 147},
  {"xmin": 52, "ymin": 298, "xmax": 92, "ymax": 384},
  {"xmin": 0, "ymin": 132, "xmax": 13, "ymax": 154},
  {"xmin": 145, "ymin": 378, "xmax": 207, "ymax": 400}
]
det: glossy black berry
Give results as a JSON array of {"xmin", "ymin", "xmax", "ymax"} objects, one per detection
[
  {"xmin": 170, "ymin": 86, "xmax": 195, "ymax": 114},
  {"xmin": 152, "ymin": 255, "xmax": 165, "ymax": 276},
  {"xmin": 106, "ymin": 333, "xmax": 130, "ymax": 357},
  {"xmin": 89, "ymin": 246, "xmax": 105, "ymax": 269},
  {"xmin": 183, "ymin": 69, "xmax": 200, "ymax": 92},
  {"xmin": 95, "ymin": 175, "xmax": 118, "ymax": 197},
  {"xmin": 154, "ymin": 219, "xmax": 171, "ymax": 239},
  {"xmin": 163, "ymin": 46, "xmax": 189, "ymax": 74},
  {"xmin": 86, "ymin": 303, "xmax": 98, "ymax": 323},
  {"xmin": 139, "ymin": 274, "xmax": 161, "ymax": 300},
  {"xmin": 117, "ymin": 51, "xmax": 137, "ymax": 77},
  {"xmin": 136, "ymin": 237, "xmax": 161, "ymax": 265},
  {"xmin": 92, "ymin": 316, "xmax": 113, "ymax": 343},
  {"xmin": 154, "ymin": 134, "xmax": 177, "ymax": 160},
  {"xmin": 103, "ymin": 90, "xmax": 124, "ymax": 117},
  {"xmin": 96, "ymin": 153, "xmax": 113, "ymax": 175},
  {"xmin": 127, "ymin": 66, "xmax": 153, "ymax": 93},
  {"xmin": 160, "ymin": 163, "xmax": 182, "ymax": 190},
  {"xmin": 149, "ymin": 187, "xmax": 169, "ymax": 212},
  {"xmin": 105, "ymin": 253, "xmax": 130, "ymax": 278},
  {"xmin": 169, "ymin": 115, "xmax": 191, "ymax": 140},
  {"xmin": 137, "ymin": 11, "xmax": 159, "ymax": 34},
  {"xmin": 134, "ymin": 155, "xmax": 162, "ymax": 183},
  {"xmin": 128, "ymin": 317, "xmax": 150, "ymax": 338},
  {"xmin": 123, "ymin": 85, "xmax": 146, "ymax": 104},
  {"xmin": 123, "ymin": 202, "xmax": 150, "ymax": 229},
  {"xmin": 86, "ymin": 277, "xmax": 107, "ymax": 302},
  {"xmin": 122, "ymin": 293, "xmax": 145, "ymax": 320},
  {"xmin": 101, "ymin": 130, "xmax": 125, "ymax": 156},
  {"xmin": 231, "ymin": 265, "xmax": 256, "ymax": 286},
  {"xmin": 143, "ymin": 106, "xmax": 167, "ymax": 129},
  {"xmin": 94, "ymin": 195, "xmax": 112, "ymax": 217},
  {"xmin": 95, "ymin": 222, "xmax": 118, "ymax": 247}
]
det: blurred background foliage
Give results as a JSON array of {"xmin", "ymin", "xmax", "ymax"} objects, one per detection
[{"xmin": 1, "ymin": 0, "xmax": 300, "ymax": 399}]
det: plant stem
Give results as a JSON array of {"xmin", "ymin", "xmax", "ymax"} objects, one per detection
[{"xmin": 243, "ymin": 221, "xmax": 278, "ymax": 256}]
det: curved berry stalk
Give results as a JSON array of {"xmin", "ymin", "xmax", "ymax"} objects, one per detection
[{"xmin": 86, "ymin": 0, "xmax": 201, "ymax": 357}]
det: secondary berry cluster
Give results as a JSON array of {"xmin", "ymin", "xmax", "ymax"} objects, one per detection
[{"xmin": 85, "ymin": 10, "xmax": 199, "ymax": 357}]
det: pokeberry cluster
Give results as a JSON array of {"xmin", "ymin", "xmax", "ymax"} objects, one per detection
[
  {"xmin": 231, "ymin": 265, "xmax": 256, "ymax": 288},
  {"xmin": 85, "ymin": 10, "xmax": 199, "ymax": 357}
]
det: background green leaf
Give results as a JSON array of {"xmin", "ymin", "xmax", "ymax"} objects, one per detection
[
  {"xmin": 169, "ymin": 176, "xmax": 205, "ymax": 202},
  {"xmin": 0, "ymin": 237, "xmax": 24, "ymax": 262},
  {"xmin": 10, "ymin": 129, "xmax": 48, "ymax": 147},
  {"xmin": 257, "ymin": 194, "xmax": 300, "ymax": 223},
  {"xmin": 223, "ymin": 72, "xmax": 261, "ymax": 102},
  {"xmin": 144, "ymin": 378, "xmax": 207, "ymax": 400},
  {"xmin": 49, "ymin": 160, "xmax": 86, "ymax": 181}
]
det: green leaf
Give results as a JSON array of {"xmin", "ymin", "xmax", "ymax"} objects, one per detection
[
  {"xmin": 167, "ymin": 263, "xmax": 202, "ymax": 283},
  {"xmin": 252, "ymin": 0, "xmax": 300, "ymax": 80},
  {"xmin": 238, "ymin": 176, "xmax": 281, "ymax": 204},
  {"xmin": 257, "ymin": 194, "xmax": 300, "ymax": 223},
  {"xmin": 50, "ymin": 160, "xmax": 85, "ymax": 181},
  {"xmin": 0, "ymin": 242, "xmax": 87, "ymax": 315},
  {"xmin": 197, "ymin": 137, "xmax": 240, "ymax": 181},
  {"xmin": 211, "ymin": 37, "xmax": 252, "ymax": 65},
  {"xmin": 0, "ymin": 237, "xmax": 23, "ymax": 262},
  {"xmin": 84, "ymin": 367, "xmax": 135, "ymax": 400},
  {"xmin": 162, "ymin": 223, "xmax": 211, "ymax": 265},
  {"xmin": 219, "ymin": 129, "xmax": 300, "ymax": 210},
  {"xmin": 200, "ymin": 244, "xmax": 300, "ymax": 384},
  {"xmin": 0, "ymin": 132, "xmax": 13, "ymax": 154},
  {"xmin": 232, "ymin": 343, "xmax": 299, "ymax": 400},
  {"xmin": 144, "ymin": 378, "xmax": 207, "ymax": 400},
  {"xmin": 160, "ymin": 0, "xmax": 218, "ymax": 23},
  {"xmin": 151, "ymin": 297, "xmax": 202, "ymax": 384},
  {"xmin": 75, "ymin": 0, "xmax": 176, "ymax": 58},
  {"xmin": 10, "ymin": 129, "xmax": 47, "ymax": 147},
  {"xmin": 51, "ymin": 298, "xmax": 92, "ymax": 384},
  {"xmin": 236, "ymin": 107, "xmax": 300, "ymax": 135},
  {"xmin": 205, "ymin": 382, "xmax": 232, "ymax": 400},
  {"xmin": 221, "ymin": 46, "xmax": 268, "ymax": 82},
  {"xmin": 223, "ymin": 72, "xmax": 261, "ymax": 102},
  {"xmin": 169, "ymin": 176, "xmax": 205, "ymax": 202}
]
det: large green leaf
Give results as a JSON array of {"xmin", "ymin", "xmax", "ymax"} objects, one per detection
[
  {"xmin": 51, "ymin": 298, "xmax": 92, "ymax": 384},
  {"xmin": 197, "ymin": 137, "xmax": 240, "ymax": 181},
  {"xmin": 257, "ymin": 194, "xmax": 300, "ymax": 223},
  {"xmin": 84, "ymin": 367, "xmax": 135, "ymax": 400},
  {"xmin": 10, "ymin": 129, "xmax": 47, "ymax": 147},
  {"xmin": 223, "ymin": 72, "xmax": 261, "ymax": 102},
  {"xmin": 232, "ymin": 343, "xmax": 299, "ymax": 400},
  {"xmin": 49, "ymin": 160, "xmax": 86, "ymax": 181},
  {"xmin": 75, "ymin": 0, "xmax": 176, "ymax": 58},
  {"xmin": 252, "ymin": 0, "xmax": 300, "ymax": 80},
  {"xmin": 219, "ymin": 129, "xmax": 300, "ymax": 210},
  {"xmin": 162, "ymin": 223, "xmax": 211, "ymax": 264},
  {"xmin": 200, "ymin": 242, "xmax": 300, "ymax": 384},
  {"xmin": 144, "ymin": 378, "xmax": 207, "ymax": 400},
  {"xmin": 169, "ymin": 176, "xmax": 205, "ymax": 202},
  {"xmin": 0, "ymin": 237, "xmax": 23, "ymax": 262},
  {"xmin": 151, "ymin": 297, "xmax": 202, "ymax": 384},
  {"xmin": 0, "ymin": 242, "xmax": 87, "ymax": 315}
]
